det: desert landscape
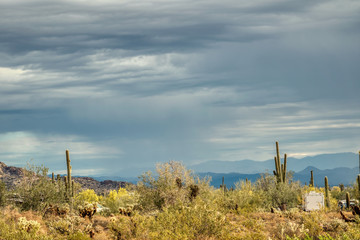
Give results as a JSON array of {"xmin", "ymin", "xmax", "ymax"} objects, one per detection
[
  {"xmin": 1, "ymin": 145, "xmax": 360, "ymax": 239},
  {"xmin": 1, "ymin": 0, "xmax": 359, "ymax": 239}
]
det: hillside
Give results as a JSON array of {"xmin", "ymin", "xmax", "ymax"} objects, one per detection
[
  {"xmin": 0, "ymin": 162, "xmax": 127, "ymax": 194},
  {"xmin": 0, "ymin": 162, "xmax": 25, "ymax": 187}
]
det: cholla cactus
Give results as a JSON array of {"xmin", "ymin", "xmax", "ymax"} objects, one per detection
[
  {"xmin": 79, "ymin": 202, "xmax": 97, "ymax": 219},
  {"xmin": 18, "ymin": 217, "xmax": 40, "ymax": 234}
]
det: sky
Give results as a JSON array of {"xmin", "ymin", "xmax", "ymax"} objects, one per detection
[{"xmin": 0, "ymin": 0, "xmax": 359, "ymax": 177}]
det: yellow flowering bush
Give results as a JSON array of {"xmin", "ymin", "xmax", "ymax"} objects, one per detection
[
  {"xmin": 103, "ymin": 188, "xmax": 136, "ymax": 213},
  {"xmin": 75, "ymin": 189, "xmax": 101, "ymax": 204}
]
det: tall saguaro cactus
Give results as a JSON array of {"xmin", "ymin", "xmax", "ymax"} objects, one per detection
[
  {"xmin": 325, "ymin": 176, "xmax": 330, "ymax": 208},
  {"xmin": 64, "ymin": 176, "xmax": 68, "ymax": 193},
  {"xmin": 220, "ymin": 176, "xmax": 227, "ymax": 195},
  {"xmin": 66, "ymin": 150, "xmax": 73, "ymax": 197},
  {"xmin": 273, "ymin": 141, "xmax": 287, "ymax": 183},
  {"xmin": 346, "ymin": 192, "xmax": 350, "ymax": 209},
  {"xmin": 310, "ymin": 170, "xmax": 314, "ymax": 187}
]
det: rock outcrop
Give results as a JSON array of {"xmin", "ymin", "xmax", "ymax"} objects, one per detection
[{"xmin": 0, "ymin": 162, "xmax": 25, "ymax": 187}]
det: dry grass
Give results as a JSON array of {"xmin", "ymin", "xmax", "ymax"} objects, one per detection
[{"xmin": 1, "ymin": 205, "xmax": 359, "ymax": 240}]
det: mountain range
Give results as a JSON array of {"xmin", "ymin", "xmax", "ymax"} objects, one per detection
[
  {"xmin": 198, "ymin": 166, "xmax": 359, "ymax": 188},
  {"xmin": 2, "ymin": 152, "xmax": 359, "ymax": 189},
  {"xmin": 189, "ymin": 152, "xmax": 358, "ymax": 174},
  {"xmin": 92, "ymin": 152, "xmax": 360, "ymax": 187}
]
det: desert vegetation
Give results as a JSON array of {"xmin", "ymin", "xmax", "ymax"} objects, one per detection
[{"xmin": 1, "ymin": 145, "xmax": 360, "ymax": 239}]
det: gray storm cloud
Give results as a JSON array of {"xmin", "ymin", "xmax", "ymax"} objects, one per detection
[{"xmin": 0, "ymin": 0, "xmax": 359, "ymax": 176}]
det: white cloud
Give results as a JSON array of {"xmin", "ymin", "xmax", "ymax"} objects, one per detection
[{"xmin": 0, "ymin": 131, "xmax": 123, "ymax": 166}]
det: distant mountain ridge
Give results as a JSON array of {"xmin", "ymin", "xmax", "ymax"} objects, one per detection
[
  {"xmin": 189, "ymin": 152, "xmax": 358, "ymax": 174},
  {"xmin": 2, "ymin": 152, "xmax": 358, "ymax": 189},
  {"xmin": 90, "ymin": 153, "xmax": 360, "ymax": 186},
  {"xmin": 199, "ymin": 166, "xmax": 359, "ymax": 188}
]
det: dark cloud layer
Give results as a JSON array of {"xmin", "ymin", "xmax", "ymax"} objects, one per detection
[{"xmin": 0, "ymin": 0, "xmax": 359, "ymax": 176}]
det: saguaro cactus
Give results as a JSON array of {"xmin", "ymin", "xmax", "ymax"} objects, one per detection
[
  {"xmin": 273, "ymin": 142, "xmax": 287, "ymax": 183},
  {"xmin": 64, "ymin": 176, "xmax": 68, "ymax": 193},
  {"xmin": 66, "ymin": 150, "xmax": 71, "ymax": 190},
  {"xmin": 57, "ymin": 174, "xmax": 61, "ymax": 191},
  {"xmin": 220, "ymin": 176, "xmax": 227, "ymax": 195},
  {"xmin": 325, "ymin": 176, "xmax": 330, "ymax": 208},
  {"xmin": 71, "ymin": 180, "xmax": 75, "ymax": 198},
  {"xmin": 310, "ymin": 170, "xmax": 314, "ymax": 187},
  {"xmin": 52, "ymin": 172, "xmax": 55, "ymax": 184},
  {"xmin": 346, "ymin": 192, "xmax": 350, "ymax": 209},
  {"xmin": 357, "ymin": 175, "xmax": 360, "ymax": 192}
]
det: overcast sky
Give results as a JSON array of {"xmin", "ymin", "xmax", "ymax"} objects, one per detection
[{"xmin": 0, "ymin": 0, "xmax": 359, "ymax": 176}]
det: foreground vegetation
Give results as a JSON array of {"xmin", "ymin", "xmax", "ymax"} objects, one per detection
[{"xmin": 1, "ymin": 160, "xmax": 360, "ymax": 240}]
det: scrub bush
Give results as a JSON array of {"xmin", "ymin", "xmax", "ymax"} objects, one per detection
[
  {"xmin": 147, "ymin": 201, "xmax": 229, "ymax": 240},
  {"xmin": 216, "ymin": 180, "xmax": 264, "ymax": 213},
  {"xmin": 136, "ymin": 161, "xmax": 210, "ymax": 212},
  {"xmin": 102, "ymin": 187, "xmax": 135, "ymax": 214},
  {"xmin": 0, "ymin": 215, "xmax": 50, "ymax": 240},
  {"xmin": 14, "ymin": 164, "xmax": 68, "ymax": 211},
  {"xmin": 75, "ymin": 189, "xmax": 100, "ymax": 205},
  {"xmin": 256, "ymin": 174, "xmax": 302, "ymax": 209}
]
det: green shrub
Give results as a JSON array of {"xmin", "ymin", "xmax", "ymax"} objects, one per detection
[
  {"xmin": 136, "ymin": 161, "xmax": 210, "ymax": 212},
  {"xmin": 46, "ymin": 215, "xmax": 90, "ymax": 239},
  {"xmin": 256, "ymin": 174, "xmax": 302, "ymax": 209},
  {"xmin": 14, "ymin": 164, "xmax": 68, "ymax": 211},
  {"xmin": 109, "ymin": 162, "xmax": 232, "ymax": 239},
  {"xmin": 146, "ymin": 200, "xmax": 231, "ymax": 240},
  {"xmin": 109, "ymin": 215, "xmax": 139, "ymax": 239},
  {"xmin": 300, "ymin": 212, "xmax": 324, "ymax": 238},
  {"xmin": 216, "ymin": 180, "xmax": 264, "ymax": 213}
]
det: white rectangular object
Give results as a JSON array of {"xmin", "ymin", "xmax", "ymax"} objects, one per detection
[{"xmin": 304, "ymin": 191, "xmax": 324, "ymax": 211}]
